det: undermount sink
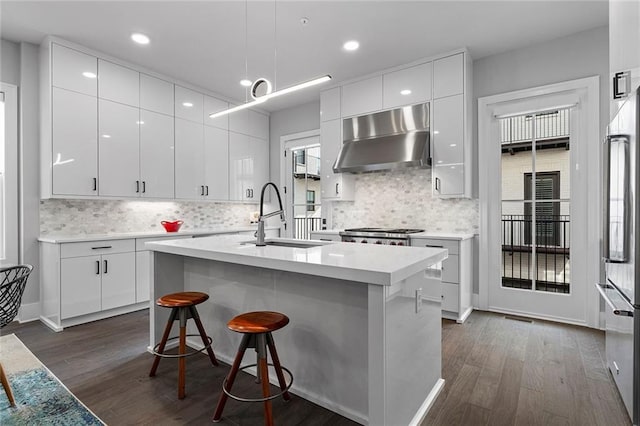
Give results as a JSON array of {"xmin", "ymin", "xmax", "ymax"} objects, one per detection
[{"xmin": 241, "ymin": 240, "xmax": 325, "ymax": 249}]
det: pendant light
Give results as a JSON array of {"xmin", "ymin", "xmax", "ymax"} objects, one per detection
[{"xmin": 209, "ymin": 1, "xmax": 331, "ymax": 119}]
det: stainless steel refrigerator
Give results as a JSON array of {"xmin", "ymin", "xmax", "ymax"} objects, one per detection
[{"xmin": 598, "ymin": 85, "xmax": 640, "ymax": 425}]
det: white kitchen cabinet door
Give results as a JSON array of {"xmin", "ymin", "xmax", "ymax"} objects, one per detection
[
  {"xmin": 135, "ymin": 251, "xmax": 150, "ymax": 303},
  {"xmin": 204, "ymin": 95, "xmax": 229, "ymax": 130},
  {"xmin": 229, "ymin": 107, "xmax": 250, "ymax": 135},
  {"xmin": 60, "ymin": 256, "xmax": 101, "ymax": 319},
  {"xmin": 441, "ymin": 282, "xmax": 459, "ymax": 313},
  {"xmin": 101, "ymin": 252, "xmax": 136, "ymax": 311},
  {"xmin": 139, "ymin": 110, "xmax": 174, "ymax": 199},
  {"xmin": 229, "ymin": 131, "xmax": 251, "ymax": 200},
  {"xmin": 434, "ymin": 164, "xmax": 464, "ymax": 196},
  {"xmin": 52, "ymin": 43, "xmax": 97, "ymax": 96},
  {"xmin": 320, "ymin": 119, "xmax": 354, "ymax": 200},
  {"xmin": 249, "ymin": 136, "xmax": 269, "ymax": 198},
  {"xmin": 98, "ymin": 59, "xmax": 139, "ymax": 106},
  {"xmin": 175, "ymin": 85, "xmax": 204, "ymax": 123},
  {"xmin": 248, "ymin": 110, "xmax": 269, "ymax": 139},
  {"xmin": 433, "ymin": 53, "xmax": 464, "ymax": 99},
  {"xmin": 383, "ymin": 62, "xmax": 432, "ymax": 109},
  {"xmin": 52, "ymin": 87, "xmax": 98, "ymax": 196},
  {"xmin": 98, "ymin": 99, "xmax": 140, "ymax": 197},
  {"xmin": 140, "ymin": 74, "xmax": 174, "ymax": 115},
  {"xmin": 204, "ymin": 126, "xmax": 229, "ymax": 200},
  {"xmin": 175, "ymin": 118, "xmax": 205, "ymax": 199},
  {"xmin": 341, "ymin": 76, "xmax": 383, "ymax": 117},
  {"xmin": 433, "ymin": 94, "xmax": 464, "ymax": 165},
  {"xmin": 320, "ymin": 87, "xmax": 341, "ymax": 122}
]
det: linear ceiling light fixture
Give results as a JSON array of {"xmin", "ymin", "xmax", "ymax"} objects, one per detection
[
  {"xmin": 209, "ymin": 74, "xmax": 331, "ymax": 119},
  {"xmin": 208, "ymin": 0, "xmax": 331, "ymax": 119}
]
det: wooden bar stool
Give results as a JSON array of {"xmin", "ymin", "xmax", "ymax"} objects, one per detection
[
  {"xmin": 212, "ymin": 311, "xmax": 293, "ymax": 426},
  {"xmin": 149, "ymin": 291, "xmax": 218, "ymax": 399}
]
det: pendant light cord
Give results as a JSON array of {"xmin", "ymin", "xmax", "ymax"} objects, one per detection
[
  {"xmin": 273, "ymin": 0, "xmax": 277, "ymax": 91},
  {"xmin": 245, "ymin": 0, "xmax": 249, "ymax": 103}
]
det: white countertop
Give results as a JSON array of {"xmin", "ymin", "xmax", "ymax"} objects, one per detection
[
  {"xmin": 38, "ymin": 226, "xmax": 278, "ymax": 244},
  {"xmin": 310, "ymin": 229, "xmax": 475, "ymax": 241},
  {"xmin": 146, "ymin": 235, "xmax": 447, "ymax": 286}
]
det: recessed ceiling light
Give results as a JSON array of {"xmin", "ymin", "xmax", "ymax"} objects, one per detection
[
  {"xmin": 82, "ymin": 71, "xmax": 97, "ymax": 79},
  {"xmin": 182, "ymin": 102, "xmax": 193, "ymax": 108},
  {"xmin": 343, "ymin": 40, "xmax": 359, "ymax": 51},
  {"xmin": 131, "ymin": 33, "xmax": 150, "ymax": 45},
  {"xmin": 240, "ymin": 79, "xmax": 252, "ymax": 87},
  {"xmin": 400, "ymin": 89, "xmax": 412, "ymax": 96}
]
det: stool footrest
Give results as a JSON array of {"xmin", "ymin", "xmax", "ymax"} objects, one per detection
[
  {"xmin": 222, "ymin": 363, "xmax": 293, "ymax": 403},
  {"xmin": 151, "ymin": 335, "xmax": 213, "ymax": 359}
]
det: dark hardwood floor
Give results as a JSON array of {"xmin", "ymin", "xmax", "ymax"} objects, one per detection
[
  {"xmin": 2, "ymin": 310, "xmax": 631, "ymax": 425},
  {"xmin": 425, "ymin": 311, "xmax": 631, "ymax": 426}
]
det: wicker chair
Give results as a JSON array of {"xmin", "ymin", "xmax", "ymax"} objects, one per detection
[{"xmin": 0, "ymin": 264, "xmax": 33, "ymax": 407}]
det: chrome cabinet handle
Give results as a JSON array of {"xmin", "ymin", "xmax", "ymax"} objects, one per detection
[{"xmin": 95, "ymin": 260, "xmax": 100, "ymax": 275}]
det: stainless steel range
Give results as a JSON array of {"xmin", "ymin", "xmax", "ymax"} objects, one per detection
[{"xmin": 339, "ymin": 228, "xmax": 424, "ymax": 246}]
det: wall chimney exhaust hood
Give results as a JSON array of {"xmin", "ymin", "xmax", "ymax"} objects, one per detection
[{"xmin": 333, "ymin": 103, "xmax": 430, "ymax": 173}]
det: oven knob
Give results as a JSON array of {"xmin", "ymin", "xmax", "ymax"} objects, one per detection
[
  {"xmin": 361, "ymin": 240, "xmax": 368, "ymax": 243},
  {"xmin": 397, "ymin": 241, "xmax": 405, "ymax": 246},
  {"xmin": 375, "ymin": 240, "xmax": 382, "ymax": 244},
  {"xmin": 389, "ymin": 242, "xmax": 396, "ymax": 246}
]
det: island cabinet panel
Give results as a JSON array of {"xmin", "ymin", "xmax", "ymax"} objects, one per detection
[{"xmin": 51, "ymin": 87, "xmax": 98, "ymax": 196}]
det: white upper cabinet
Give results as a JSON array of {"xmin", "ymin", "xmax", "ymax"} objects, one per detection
[
  {"xmin": 203, "ymin": 126, "xmax": 229, "ymax": 200},
  {"xmin": 433, "ymin": 94, "xmax": 464, "ymax": 165},
  {"xmin": 320, "ymin": 119, "xmax": 354, "ymax": 201},
  {"xmin": 341, "ymin": 76, "xmax": 383, "ymax": 117},
  {"xmin": 140, "ymin": 74, "xmax": 174, "ymax": 115},
  {"xmin": 248, "ymin": 110, "xmax": 269, "ymax": 139},
  {"xmin": 229, "ymin": 132, "xmax": 250, "ymax": 201},
  {"xmin": 98, "ymin": 99, "xmax": 140, "ymax": 197},
  {"xmin": 175, "ymin": 118, "xmax": 205, "ymax": 199},
  {"xmin": 52, "ymin": 43, "xmax": 97, "ymax": 96},
  {"xmin": 175, "ymin": 85, "xmax": 204, "ymax": 123},
  {"xmin": 204, "ymin": 95, "xmax": 229, "ymax": 129},
  {"xmin": 98, "ymin": 59, "xmax": 139, "ymax": 106},
  {"xmin": 320, "ymin": 87, "xmax": 341, "ymax": 121},
  {"xmin": 434, "ymin": 165, "xmax": 464, "ymax": 196},
  {"xmin": 383, "ymin": 62, "xmax": 432, "ymax": 109},
  {"xmin": 229, "ymin": 107, "xmax": 249, "ymax": 134},
  {"xmin": 52, "ymin": 87, "xmax": 98, "ymax": 196},
  {"xmin": 139, "ymin": 110, "xmax": 174, "ymax": 199},
  {"xmin": 433, "ymin": 53, "xmax": 464, "ymax": 99}
]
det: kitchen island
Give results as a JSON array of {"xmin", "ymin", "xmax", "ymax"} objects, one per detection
[{"xmin": 146, "ymin": 235, "xmax": 447, "ymax": 426}]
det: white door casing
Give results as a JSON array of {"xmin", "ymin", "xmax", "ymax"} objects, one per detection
[
  {"xmin": 478, "ymin": 76, "xmax": 601, "ymax": 328},
  {"xmin": 0, "ymin": 83, "xmax": 19, "ymax": 266}
]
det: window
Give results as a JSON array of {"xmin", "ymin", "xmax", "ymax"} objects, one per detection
[
  {"xmin": 306, "ymin": 190, "xmax": 316, "ymax": 212},
  {"xmin": 524, "ymin": 171, "xmax": 560, "ymax": 246}
]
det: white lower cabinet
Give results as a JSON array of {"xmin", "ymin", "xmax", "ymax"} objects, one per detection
[
  {"xmin": 100, "ymin": 252, "xmax": 136, "ymax": 311},
  {"xmin": 60, "ymin": 256, "xmax": 101, "ymax": 319},
  {"xmin": 411, "ymin": 236, "xmax": 473, "ymax": 323},
  {"xmin": 135, "ymin": 251, "xmax": 150, "ymax": 304}
]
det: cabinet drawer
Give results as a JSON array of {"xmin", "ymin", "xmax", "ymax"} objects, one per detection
[
  {"xmin": 441, "ymin": 282, "xmax": 459, "ymax": 313},
  {"xmin": 61, "ymin": 239, "xmax": 135, "ymax": 258},
  {"xmin": 442, "ymin": 254, "xmax": 459, "ymax": 284},
  {"xmin": 411, "ymin": 238, "xmax": 459, "ymax": 255},
  {"xmin": 136, "ymin": 235, "xmax": 191, "ymax": 251}
]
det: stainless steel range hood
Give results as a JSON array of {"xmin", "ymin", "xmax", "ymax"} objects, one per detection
[{"xmin": 333, "ymin": 103, "xmax": 430, "ymax": 173}]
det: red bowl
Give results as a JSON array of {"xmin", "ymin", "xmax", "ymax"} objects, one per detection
[{"xmin": 161, "ymin": 220, "xmax": 183, "ymax": 232}]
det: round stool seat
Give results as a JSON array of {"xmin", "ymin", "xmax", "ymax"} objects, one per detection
[
  {"xmin": 227, "ymin": 311, "xmax": 289, "ymax": 334},
  {"xmin": 156, "ymin": 291, "xmax": 209, "ymax": 308}
]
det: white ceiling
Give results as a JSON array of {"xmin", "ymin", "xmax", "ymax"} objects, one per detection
[{"xmin": 0, "ymin": 1, "xmax": 608, "ymax": 112}]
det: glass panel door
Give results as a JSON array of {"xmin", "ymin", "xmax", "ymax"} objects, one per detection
[
  {"xmin": 500, "ymin": 109, "xmax": 571, "ymax": 293},
  {"xmin": 291, "ymin": 145, "xmax": 322, "ymax": 239}
]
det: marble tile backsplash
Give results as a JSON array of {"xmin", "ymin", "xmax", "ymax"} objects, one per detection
[
  {"xmin": 40, "ymin": 199, "xmax": 259, "ymax": 235},
  {"xmin": 331, "ymin": 168, "xmax": 479, "ymax": 234}
]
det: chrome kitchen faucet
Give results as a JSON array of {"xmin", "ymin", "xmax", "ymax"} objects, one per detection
[{"xmin": 255, "ymin": 182, "xmax": 286, "ymax": 246}]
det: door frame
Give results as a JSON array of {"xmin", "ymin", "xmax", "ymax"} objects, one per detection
[
  {"xmin": 478, "ymin": 76, "xmax": 601, "ymax": 328},
  {"xmin": 1, "ymin": 82, "xmax": 19, "ymax": 266},
  {"xmin": 279, "ymin": 129, "xmax": 320, "ymax": 238}
]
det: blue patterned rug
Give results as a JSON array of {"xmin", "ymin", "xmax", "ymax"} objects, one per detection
[{"xmin": 0, "ymin": 333, "xmax": 104, "ymax": 425}]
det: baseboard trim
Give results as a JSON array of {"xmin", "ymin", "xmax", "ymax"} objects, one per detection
[
  {"xmin": 457, "ymin": 307, "xmax": 474, "ymax": 323},
  {"xmin": 488, "ymin": 306, "xmax": 588, "ymax": 327},
  {"xmin": 18, "ymin": 302, "xmax": 40, "ymax": 323},
  {"xmin": 409, "ymin": 378, "xmax": 445, "ymax": 426}
]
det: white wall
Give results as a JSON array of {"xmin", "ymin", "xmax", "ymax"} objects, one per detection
[{"xmin": 0, "ymin": 39, "xmax": 41, "ymax": 319}]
